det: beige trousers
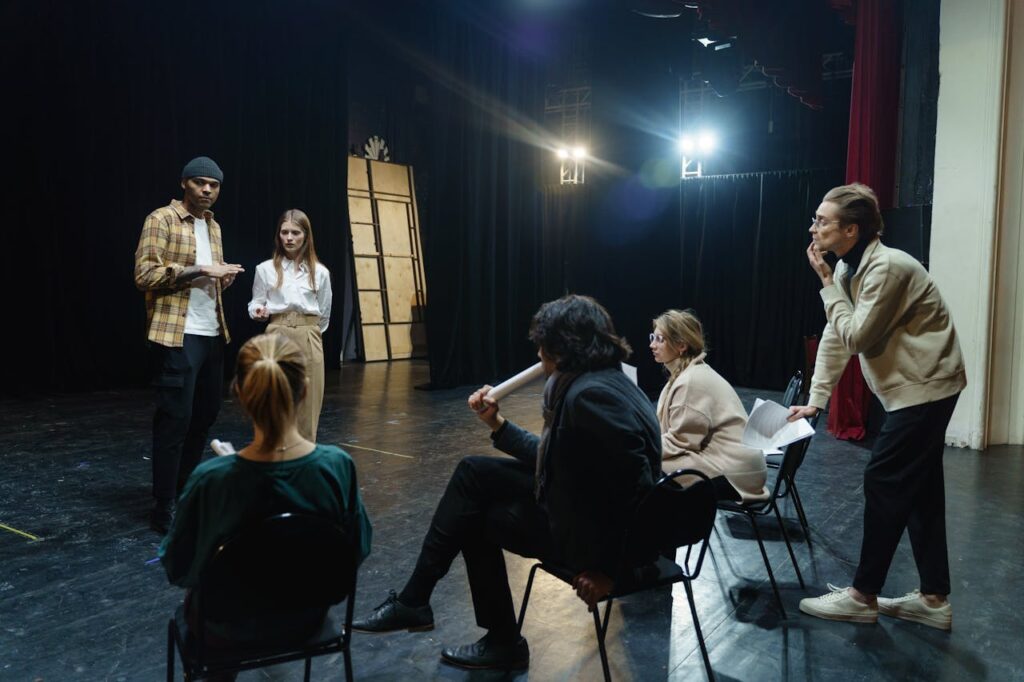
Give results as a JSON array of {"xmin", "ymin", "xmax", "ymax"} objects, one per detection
[{"xmin": 267, "ymin": 312, "xmax": 324, "ymax": 441}]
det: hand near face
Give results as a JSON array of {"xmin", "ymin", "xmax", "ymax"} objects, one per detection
[
  {"xmin": 467, "ymin": 385, "xmax": 504, "ymax": 431},
  {"xmin": 572, "ymin": 570, "xmax": 614, "ymax": 611},
  {"xmin": 805, "ymin": 243, "xmax": 834, "ymax": 287}
]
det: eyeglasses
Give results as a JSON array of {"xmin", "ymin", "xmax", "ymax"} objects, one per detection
[
  {"xmin": 810, "ymin": 215, "xmax": 840, "ymax": 228},
  {"xmin": 649, "ymin": 333, "xmax": 666, "ymax": 344}
]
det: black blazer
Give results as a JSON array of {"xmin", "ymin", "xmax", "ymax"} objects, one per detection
[{"xmin": 492, "ymin": 367, "xmax": 662, "ymax": 576}]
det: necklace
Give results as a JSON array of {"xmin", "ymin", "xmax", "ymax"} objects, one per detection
[{"xmin": 275, "ymin": 441, "xmax": 303, "ymax": 452}]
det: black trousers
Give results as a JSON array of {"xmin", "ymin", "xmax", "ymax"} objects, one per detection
[
  {"xmin": 852, "ymin": 392, "xmax": 959, "ymax": 596},
  {"xmin": 150, "ymin": 335, "xmax": 224, "ymax": 502},
  {"xmin": 408, "ymin": 455, "xmax": 553, "ymax": 634}
]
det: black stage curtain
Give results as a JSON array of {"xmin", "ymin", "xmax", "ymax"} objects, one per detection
[
  {"xmin": 419, "ymin": 5, "xmax": 557, "ymax": 388},
  {"xmin": 1, "ymin": 1, "xmax": 352, "ymax": 395},
  {"xmin": 559, "ymin": 170, "xmax": 839, "ymax": 396}
]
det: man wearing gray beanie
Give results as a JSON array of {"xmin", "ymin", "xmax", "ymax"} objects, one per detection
[{"xmin": 133, "ymin": 156, "xmax": 244, "ymax": 534}]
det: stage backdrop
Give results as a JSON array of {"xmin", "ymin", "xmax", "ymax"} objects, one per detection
[
  {"xmin": 540, "ymin": 170, "xmax": 839, "ymax": 397},
  {"xmin": 1, "ymin": 0, "xmax": 353, "ymax": 395}
]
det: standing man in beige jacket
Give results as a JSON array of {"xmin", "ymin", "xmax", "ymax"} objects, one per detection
[{"xmin": 790, "ymin": 183, "xmax": 966, "ymax": 630}]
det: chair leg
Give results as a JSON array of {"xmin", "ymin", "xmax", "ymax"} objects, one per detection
[
  {"xmin": 343, "ymin": 648, "xmax": 354, "ymax": 682},
  {"xmin": 772, "ymin": 504, "xmax": 805, "ymax": 589},
  {"xmin": 592, "ymin": 603, "xmax": 612, "ymax": 682},
  {"xmin": 682, "ymin": 579, "xmax": 715, "ymax": 682},
  {"xmin": 790, "ymin": 480, "xmax": 812, "ymax": 546},
  {"xmin": 748, "ymin": 515, "xmax": 787, "ymax": 618},
  {"xmin": 167, "ymin": 620, "xmax": 175, "ymax": 682},
  {"xmin": 517, "ymin": 563, "xmax": 542, "ymax": 631},
  {"xmin": 304, "ymin": 657, "xmax": 312, "ymax": 682}
]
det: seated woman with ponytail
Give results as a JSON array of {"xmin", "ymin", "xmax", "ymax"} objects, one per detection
[
  {"xmin": 159, "ymin": 333, "xmax": 372, "ymax": 641},
  {"xmin": 649, "ymin": 309, "xmax": 769, "ymax": 503}
]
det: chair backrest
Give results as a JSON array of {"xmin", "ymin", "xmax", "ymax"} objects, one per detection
[
  {"xmin": 781, "ymin": 370, "xmax": 802, "ymax": 408},
  {"xmin": 773, "ymin": 412, "xmax": 820, "ymax": 497},
  {"xmin": 629, "ymin": 469, "xmax": 717, "ymax": 578},
  {"xmin": 199, "ymin": 512, "xmax": 359, "ymax": 623}
]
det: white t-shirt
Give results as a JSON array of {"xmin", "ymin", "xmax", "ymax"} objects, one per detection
[{"xmin": 184, "ymin": 218, "xmax": 220, "ymax": 336}]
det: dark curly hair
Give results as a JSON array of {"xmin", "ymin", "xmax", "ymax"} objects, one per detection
[{"xmin": 528, "ymin": 295, "xmax": 632, "ymax": 373}]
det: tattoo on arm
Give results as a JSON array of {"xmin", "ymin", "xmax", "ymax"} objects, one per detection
[{"xmin": 176, "ymin": 265, "xmax": 206, "ymax": 283}]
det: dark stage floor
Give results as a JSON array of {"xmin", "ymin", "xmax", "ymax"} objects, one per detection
[{"xmin": 2, "ymin": 360, "xmax": 1023, "ymax": 681}]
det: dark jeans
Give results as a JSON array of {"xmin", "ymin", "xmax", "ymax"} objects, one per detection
[
  {"xmin": 407, "ymin": 456, "xmax": 553, "ymax": 634},
  {"xmin": 853, "ymin": 392, "xmax": 959, "ymax": 596},
  {"xmin": 151, "ymin": 334, "xmax": 224, "ymax": 502}
]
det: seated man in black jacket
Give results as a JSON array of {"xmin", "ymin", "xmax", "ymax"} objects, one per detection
[{"xmin": 353, "ymin": 294, "xmax": 662, "ymax": 670}]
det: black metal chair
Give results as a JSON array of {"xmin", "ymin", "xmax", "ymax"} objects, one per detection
[
  {"xmin": 781, "ymin": 370, "xmax": 802, "ymax": 409},
  {"xmin": 769, "ymin": 371, "xmax": 814, "ymax": 544},
  {"xmin": 717, "ymin": 428, "xmax": 816, "ymax": 619},
  {"xmin": 167, "ymin": 475, "xmax": 361, "ymax": 682},
  {"xmin": 517, "ymin": 469, "xmax": 718, "ymax": 682}
]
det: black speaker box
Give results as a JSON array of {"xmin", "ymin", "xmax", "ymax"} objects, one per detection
[{"xmin": 881, "ymin": 205, "xmax": 932, "ymax": 267}]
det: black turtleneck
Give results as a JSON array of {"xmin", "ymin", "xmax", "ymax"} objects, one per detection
[{"xmin": 840, "ymin": 238, "xmax": 871, "ymax": 285}]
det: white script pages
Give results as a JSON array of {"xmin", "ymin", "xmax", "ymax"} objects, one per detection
[{"xmin": 743, "ymin": 399, "xmax": 815, "ymax": 456}]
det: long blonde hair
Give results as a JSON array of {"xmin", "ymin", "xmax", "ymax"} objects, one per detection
[
  {"xmin": 233, "ymin": 334, "xmax": 306, "ymax": 449},
  {"xmin": 653, "ymin": 309, "xmax": 706, "ymax": 383},
  {"xmin": 272, "ymin": 208, "xmax": 321, "ymax": 291}
]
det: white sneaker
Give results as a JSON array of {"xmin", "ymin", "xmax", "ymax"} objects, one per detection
[
  {"xmin": 799, "ymin": 583, "xmax": 878, "ymax": 624},
  {"xmin": 877, "ymin": 590, "xmax": 952, "ymax": 631}
]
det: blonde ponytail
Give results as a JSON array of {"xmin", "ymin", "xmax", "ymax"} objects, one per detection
[
  {"xmin": 234, "ymin": 334, "xmax": 307, "ymax": 448},
  {"xmin": 653, "ymin": 309, "xmax": 706, "ymax": 383}
]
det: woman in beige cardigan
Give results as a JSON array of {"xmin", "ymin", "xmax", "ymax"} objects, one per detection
[{"xmin": 651, "ymin": 309, "xmax": 769, "ymax": 503}]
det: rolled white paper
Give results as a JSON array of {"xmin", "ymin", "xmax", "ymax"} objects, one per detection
[
  {"xmin": 211, "ymin": 439, "xmax": 236, "ymax": 456},
  {"xmin": 486, "ymin": 362, "xmax": 545, "ymax": 402}
]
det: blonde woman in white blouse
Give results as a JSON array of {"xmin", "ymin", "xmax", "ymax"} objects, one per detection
[
  {"xmin": 651, "ymin": 309, "xmax": 769, "ymax": 503},
  {"xmin": 248, "ymin": 209, "xmax": 332, "ymax": 440}
]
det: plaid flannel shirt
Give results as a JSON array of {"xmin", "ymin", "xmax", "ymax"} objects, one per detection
[{"xmin": 134, "ymin": 199, "xmax": 230, "ymax": 347}]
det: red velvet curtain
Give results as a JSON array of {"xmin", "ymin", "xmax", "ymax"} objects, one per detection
[{"xmin": 827, "ymin": 0, "xmax": 901, "ymax": 440}]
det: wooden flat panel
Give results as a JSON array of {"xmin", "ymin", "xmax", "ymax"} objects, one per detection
[
  {"xmin": 362, "ymin": 324, "xmax": 389, "ymax": 361},
  {"xmin": 349, "ymin": 197, "xmax": 374, "ymax": 225},
  {"xmin": 348, "ymin": 156, "xmax": 370, "ymax": 191},
  {"xmin": 384, "ymin": 257, "xmax": 417, "ymax": 323},
  {"xmin": 378, "ymin": 200, "xmax": 412, "ymax": 255},
  {"xmin": 370, "ymin": 160, "xmax": 410, "ymax": 195},
  {"xmin": 388, "ymin": 323, "xmax": 414, "ymax": 358},
  {"xmin": 354, "ymin": 257, "xmax": 381, "ymax": 290},
  {"xmin": 358, "ymin": 291, "xmax": 384, "ymax": 323},
  {"xmin": 351, "ymin": 224, "xmax": 378, "ymax": 255}
]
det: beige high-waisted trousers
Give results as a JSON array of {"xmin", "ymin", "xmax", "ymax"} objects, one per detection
[{"xmin": 267, "ymin": 312, "xmax": 324, "ymax": 441}]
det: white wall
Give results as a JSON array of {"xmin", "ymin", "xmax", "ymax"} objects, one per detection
[
  {"xmin": 931, "ymin": 0, "xmax": 1009, "ymax": 448},
  {"xmin": 988, "ymin": 0, "xmax": 1024, "ymax": 444}
]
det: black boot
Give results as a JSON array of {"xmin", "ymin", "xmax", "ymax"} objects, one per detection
[
  {"xmin": 352, "ymin": 590, "xmax": 435, "ymax": 633},
  {"xmin": 441, "ymin": 633, "xmax": 530, "ymax": 670},
  {"xmin": 150, "ymin": 498, "xmax": 175, "ymax": 535}
]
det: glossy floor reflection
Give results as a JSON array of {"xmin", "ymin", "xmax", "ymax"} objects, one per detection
[{"xmin": 1, "ymin": 360, "xmax": 1022, "ymax": 681}]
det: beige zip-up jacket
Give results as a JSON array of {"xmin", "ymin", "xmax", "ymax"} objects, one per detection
[
  {"xmin": 808, "ymin": 238, "xmax": 966, "ymax": 412},
  {"xmin": 657, "ymin": 354, "xmax": 770, "ymax": 502}
]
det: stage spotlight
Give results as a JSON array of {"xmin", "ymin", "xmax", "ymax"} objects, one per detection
[
  {"xmin": 678, "ymin": 136, "xmax": 695, "ymax": 154},
  {"xmin": 557, "ymin": 144, "xmax": 585, "ymax": 185},
  {"xmin": 698, "ymin": 131, "xmax": 716, "ymax": 153}
]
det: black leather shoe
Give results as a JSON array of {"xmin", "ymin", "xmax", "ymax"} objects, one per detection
[
  {"xmin": 441, "ymin": 634, "xmax": 529, "ymax": 670},
  {"xmin": 149, "ymin": 500, "xmax": 175, "ymax": 535},
  {"xmin": 352, "ymin": 590, "xmax": 435, "ymax": 633}
]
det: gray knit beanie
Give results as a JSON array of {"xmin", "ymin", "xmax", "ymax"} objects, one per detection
[{"xmin": 181, "ymin": 156, "xmax": 224, "ymax": 183}]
